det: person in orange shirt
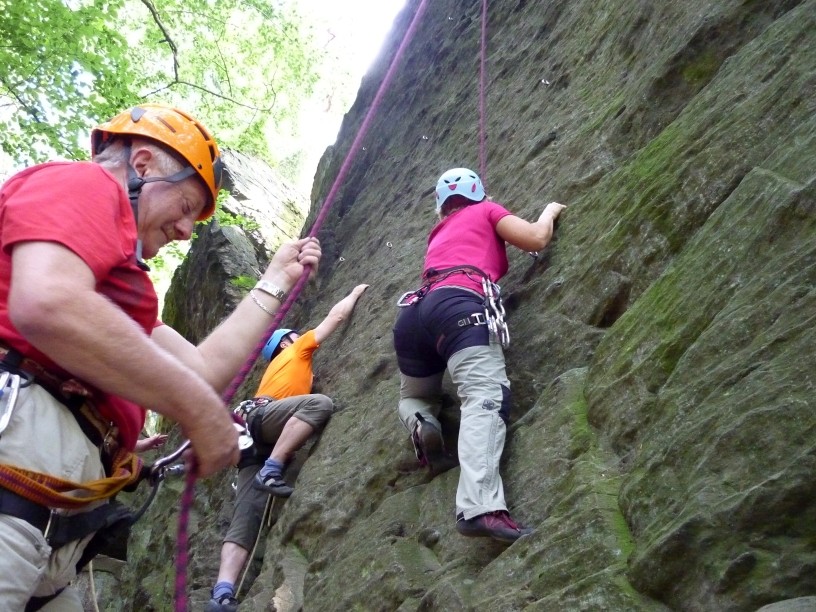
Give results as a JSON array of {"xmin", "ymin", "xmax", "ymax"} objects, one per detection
[{"xmin": 207, "ymin": 284, "xmax": 368, "ymax": 612}]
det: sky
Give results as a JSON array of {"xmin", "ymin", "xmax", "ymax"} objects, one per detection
[{"xmin": 287, "ymin": 0, "xmax": 407, "ymax": 190}]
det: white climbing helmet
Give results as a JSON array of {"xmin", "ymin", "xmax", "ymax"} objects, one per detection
[{"xmin": 435, "ymin": 167, "xmax": 485, "ymax": 212}]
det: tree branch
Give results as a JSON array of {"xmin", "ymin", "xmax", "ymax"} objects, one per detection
[
  {"xmin": 137, "ymin": 0, "xmax": 275, "ymax": 112},
  {"xmin": 214, "ymin": 39, "xmax": 233, "ymax": 97},
  {"xmin": 0, "ymin": 77, "xmax": 41, "ymax": 123},
  {"xmin": 141, "ymin": 80, "xmax": 277, "ymax": 112},
  {"xmin": 140, "ymin": 0, "xmax": 180, "ymax": 80}
]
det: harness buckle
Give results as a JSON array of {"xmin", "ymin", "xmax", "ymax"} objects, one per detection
[
  {"xmin": 459, "ymin": 312, "xmax": 486, "ymax": 327},
  {"xmin": 397, "ymin": 291, "xmax": 419, "ymax": 308}
]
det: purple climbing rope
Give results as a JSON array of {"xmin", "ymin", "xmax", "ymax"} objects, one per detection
[
  {"xmin": 172, "ymin": 0, "xmax": 432, "ymax": 609},
  {"xmin": 479, "ymin": 0, "xmax": 489, "ymax": 184}
]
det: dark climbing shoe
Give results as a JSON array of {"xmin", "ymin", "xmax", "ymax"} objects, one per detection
[
  {"xmin": 204, "ymin": 593, "xmax": 239, "ymax": 611},
  {"xmin": 412, "ymin": 417, "xmax": 455, "ymax": 474},
  {"xmin": 456, "ymin": 511, "xmax": 533, "ymax": 543},
  {"xmin": 252, "ymin": 471, "xmax": 294, "ymax": 497}
]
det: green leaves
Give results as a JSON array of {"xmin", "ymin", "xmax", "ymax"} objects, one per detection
[
  {"xmin": 0, "ymin": 0, "xmax": 322, "ymax": 166},
  {"xmin": 0, "ymin": 0, "xmax": 136, "ymax": 162}
]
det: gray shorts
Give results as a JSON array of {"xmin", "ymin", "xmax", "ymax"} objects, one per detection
[{"xmin": 224, "ymin": 394, "xmax": 333, "ymax": 550}]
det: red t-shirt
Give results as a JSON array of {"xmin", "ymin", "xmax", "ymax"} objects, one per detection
[
  {"xmin": 0, "ymin": 161, "xmax": 158, "ymax": 450},
  {"xmin": 423, "ymin": 201, "xmax": 513, "ymax": 294}
]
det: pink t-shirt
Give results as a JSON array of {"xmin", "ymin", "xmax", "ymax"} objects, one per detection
[
  {"xmin": 0, "ymin": 161, "xmax": 159, "ymax": 450},
  {"xmin": 422, "ymin": 201, "xmax": 513, "ymax": 294}
]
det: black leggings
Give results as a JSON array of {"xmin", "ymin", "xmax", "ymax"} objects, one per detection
[{"xmin": 393, "ymin": 287, "xmax": 489, "ymax": 378}]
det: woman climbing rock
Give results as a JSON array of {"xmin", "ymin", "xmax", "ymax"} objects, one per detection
[{"xmin": 393, "ymin": 167, "xmax": 565, "ymax": 543}]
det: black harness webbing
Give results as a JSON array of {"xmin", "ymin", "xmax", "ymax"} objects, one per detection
[
  {"xmin": 25, "ymin": 590, "xmax": 63, "ymax": 612},
  {"xmin": 0, "ymin": 487, "xmax": 134, "ymax": 551},
  {"xmin": 399, "ymin": 265, "xmax": 492, "ymax": 307}
]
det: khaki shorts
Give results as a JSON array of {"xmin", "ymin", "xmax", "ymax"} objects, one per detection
[
  {"xmin": 224, "ymin": 394, "xmax": 333, "ymax": 549},
  {"xmin": 0, "ymin": 384, "xmax": 105, "ymax": 608}
]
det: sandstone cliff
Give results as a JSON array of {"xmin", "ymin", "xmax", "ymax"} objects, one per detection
[{"xmin": 108, "ymin": 1, "xmax": 816, "ymax": 610}]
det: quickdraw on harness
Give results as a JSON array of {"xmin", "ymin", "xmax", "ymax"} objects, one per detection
[
  {"xmin": 481, "ymin": 275, "xmax": 510, "ymax": 348},
  {"xmin": 232, "ymin": 396, "xmax": 274, "ymax": 422},
  {"xmin": 396, "ymin": 265, "xmax": 510, "ymax": 348}
]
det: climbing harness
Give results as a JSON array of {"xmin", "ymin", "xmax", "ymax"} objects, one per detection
[
  {"xmin": 396, "ymin": 265, "xmax": 510, "ymax": 349},
  {"xmin": 0, "ymin": 343, "xmax": 144, "ymax": 569},
  {"xmin": 233, "ymin": 396, "xmax": 274, "ymax": 422}
]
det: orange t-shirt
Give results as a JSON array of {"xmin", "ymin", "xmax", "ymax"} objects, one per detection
[{"xmin": 255, "ymin": 329, "xmax": 319, "ymax": 399}]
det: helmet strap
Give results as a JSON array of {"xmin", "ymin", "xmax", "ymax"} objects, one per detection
[{"xmin": 125, "ymin": 160, "xmax": 150, "ymax": 272}]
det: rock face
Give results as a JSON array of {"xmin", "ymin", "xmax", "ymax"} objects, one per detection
[{"xmin": 110, "ymin": 1, "xmax": 815, "ymax": 611}]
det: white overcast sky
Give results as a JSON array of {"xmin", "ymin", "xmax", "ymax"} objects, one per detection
[{"xmin": 288, "ymin": 0, "xmax": 406, "ymax": 189}]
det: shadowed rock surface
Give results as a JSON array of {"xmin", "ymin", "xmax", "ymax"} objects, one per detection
[{"xmin": 99, "ymin": 1, "xmax": 815, "ymax": 610}]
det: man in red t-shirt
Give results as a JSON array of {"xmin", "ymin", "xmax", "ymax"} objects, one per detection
[{"xmin": 0, "ymin": 104, "xmax": 322, "ymax": 609}]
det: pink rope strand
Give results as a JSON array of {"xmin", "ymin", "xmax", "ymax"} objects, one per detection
[
  {"xmin": 172, "ymin": 1, "xmax": 432, "ymax": 609},
  {"xmin": 479, "ymin": 0, "xmax": 489, "ymax": 184}
]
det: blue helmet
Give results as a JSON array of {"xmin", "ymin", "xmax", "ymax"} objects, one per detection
[{"xmin": 262, "ymin": 328, "xmax": 294, "ymax": 361}]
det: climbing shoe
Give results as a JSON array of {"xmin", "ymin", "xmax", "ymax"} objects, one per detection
[
  {"xmin": 411, "ymin": 415, "xmax": 456, "ymax": 474},
  {"xmin": 204, "ymin": 593, "xmax": 239, "ymax": 611},
  {"xmin": 252, "ymin": 471, "xmax": 294, "ymax": 497},
  {"xmin": 455, "ymin": 511, "xmax": 533, "ymax": 543}
]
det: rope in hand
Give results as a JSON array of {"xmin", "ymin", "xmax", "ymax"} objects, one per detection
[{"xmin": 172, "ymin": 1, "xmax": 432, "ymax": 609}]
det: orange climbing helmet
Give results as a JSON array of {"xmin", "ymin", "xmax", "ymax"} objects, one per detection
[{"xmin": 91, "ymin": 103, "xmax": 225, "ymax": 220}]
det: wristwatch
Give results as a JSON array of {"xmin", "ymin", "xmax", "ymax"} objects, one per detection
[{"xmin": 254, "ymin": 280, "xmax": 287, "ymax": 302}]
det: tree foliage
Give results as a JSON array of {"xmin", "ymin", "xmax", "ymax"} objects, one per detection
[{"xmin": 0, "ymin": 0, "xmax": 321, "ymax": 166}]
